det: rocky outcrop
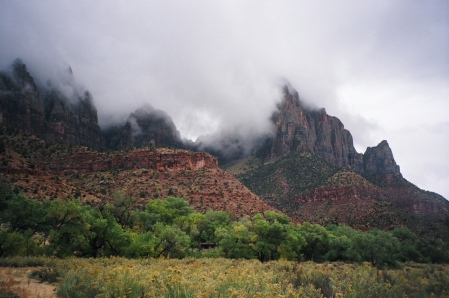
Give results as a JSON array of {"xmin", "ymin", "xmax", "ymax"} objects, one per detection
[
  {"xmin": 263, "ymin": 86, "xmax": 364, "ymax": 172},
  {"xmin": 40, "ymin": 148, "xmax": 218, "ymax": 175},
  {"xmin": 42, "ymin": 89, "xmax": 105, "ymax": 149},
  {"xmin": 0, "ymin": 59, "xmax": 46, "ymax": 134},
  {"xmin": 0, "ymin": 60, "xmax": 105, "ymax": 149},
  {"xmin": 369, "ymin": 174, "xmax": 449, "ymax": 219},
  {"xmin": 260, "ymin": 86, "xmax": 401, "ymax": 176},
  {"xmin": 363, "ymin": 140, "xmax": 400, "ymax": 175},
  {"xmin": 0, "ymin": 128, "xmax": 277, "ymax": 218},
  {"xmin": 105, "ymin": 105, "xmax": 183, "ymax": 150}
]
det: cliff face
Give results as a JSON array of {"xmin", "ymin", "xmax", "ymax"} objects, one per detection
[
  {"xmin": 0, "ymin": 60, "xmax": 105, "ymax": 149},
  {"xmin": 363, "ymin": 140, "xmax": 400, "ymax": 175},
  {"xmin": 0, "ymin": 59, "xmax": 46, "ymax": 135},
  {"xmin": 105, "ymin": 105, "xmax": 183, "ymax": 150},
  {"xmin": 42, "ymin": 89, "xmax": 105, "ymax": 149},
  {"xmin": 40, "ymin": 147, "xmax": 218, "ymax": 175},
  {"xmin": 266, "ymin": 87, "xmax": 364, "ymax": 172},
  {"xmin": 262, "ymin": 86, "xmax": 400, "ymax": 176}
]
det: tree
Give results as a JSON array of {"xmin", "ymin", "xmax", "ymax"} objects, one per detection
[
  {"xmin": 137, "ymin": 197, "xmax": 193, "ymax": 231},
  {"xmin": 108, "ymin": 192, "xmax": 136, "ymax": 229},
  {"xmin": 325, "ymin": 224, "xmax": 358, "ymax": 262},
  {"xmin": 44, "ymin": 199, "xmax": 93, "ymax": 257},
  {"xmin": 124, "ymin": 231, "xmax": 155, "ymax": 258},
  {"xmin": 391, "ymin": 227, "xmax": 422, "ymax": 262},
  {"xmin": 215, "ymin": 211, "xmax": 305, "ymax": 262},
  {"xmin": 297, "ymin": 222, "xmax": 331, "ymax": 262},
  {"xmin": 151, "ymin": 222, "xmax": 190, "ymax": 258},
  {"xmin": 202, "ymin": 210, "xmax": 230, "ymax": 244},
  {"xmin": 175, "ymin": 212, "xmax": 206, "ymax": 249},
  {"xmin": 250, "ymin": 213, "xmax": 297, "ymax": 262},
  {"xmin": 1, "ymin": 193, "xmax": 47, "ymax": 234},
  {"xmin": 216, "ymin": 219, "xmax": 256, "ymax": 259},
  {"xmin": 351, "ymin": 229, "xmax": 400, "ymax": 267},
  {"xmin": 0, "ymin": 228, "xmax": 26, "ymax": 257},
  {"xmin": 86, "ymin": 205, "xmax": 131, "ymax": 257}
]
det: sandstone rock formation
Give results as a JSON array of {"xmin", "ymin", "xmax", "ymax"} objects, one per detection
[
  {"xmin": 0, "ymin": 128, "xmax": 277, "ymax": 218},
  {"xmin": 0, "ymin": 59, "xmax": 45, "ymax": 135},
  {"xmin": 259, "ymin": 86, "xmax": 401, "ymax": 175},
  {"xmin": 104, "ymin": 105, "xmax": 183, "ymax": 150},
  {"xmin": 363, "ymin": 140, "xmax": 400, "ymax": 175},
  {"xmin": 262, "ymin": 86, "xmax": 364, "ymax": 172},
  {"xmin": 40, "ymin": 147, "xmax": 218, "ymax": 175},
  {"xmin": 0, "ymin": 60, "xmax": 104, "ymax": 149}
]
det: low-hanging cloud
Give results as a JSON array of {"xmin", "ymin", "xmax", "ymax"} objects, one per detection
[{"xmin": 1, "ymin": 1, "xmax": 448, "ymax": 199}]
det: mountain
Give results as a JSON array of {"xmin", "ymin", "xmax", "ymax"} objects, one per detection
[
  {"xmin": 363, "ymin": 140, "xmax": 400, "ymax": 175},
  {"xmin": 221, "ymin": 86, "xmax": 449, "ymax": 239},
  {"xmin": 1, "ymin": 59, "xmax": 447, "ymax": 240},
  {"xmin": 222, "ymin": 85, "xmax": 448, "ymax": 239},
  {"xmin": 0, "ymin": 59, "xmax": 104, "ymax": 149},
  {"xmin": 104, "ymin": 104, "xmax": 184, "ymax": 150},
  {"xmin": 226, "ymin": 152, "xmax": 449, "ymax": 239},
  {"xmin": 256, "ymin": 86, "xmax": 400, "ymax": 175}
]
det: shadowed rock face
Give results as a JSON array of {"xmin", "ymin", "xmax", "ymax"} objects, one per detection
[
  {"xmin": 0, "ymin": 60, "xmax": 105, "ymax": 149},
  {"xmin": 104, "ymin": 105, "xmax": 183, "ymax": 150},
  {"xmin": 0, "ymin": 59, "xmax": 45, "ymax": 135},
  {"xmin": 363, "ymin": 140, "xmax": 400, "ymax": 175}
]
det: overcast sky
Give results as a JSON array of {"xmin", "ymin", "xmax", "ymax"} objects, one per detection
[{"xmin": 1, "ymin": 1, "xmax": 448, "ymax": 199}]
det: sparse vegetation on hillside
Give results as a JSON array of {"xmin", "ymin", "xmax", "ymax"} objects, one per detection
[
  {"xmin": 0, "ymin": 127, "xmax": 275, "ymax": 217},
  {"xmin": 232, "ymin": 151, "xmax": 337, "ymax": 204}
]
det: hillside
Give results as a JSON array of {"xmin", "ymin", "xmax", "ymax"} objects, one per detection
[
  {"xmin": 226, "ymin": 153, "xmax": 449, "ymax": 239},
  {"xmin": 0, "ymin": 127, "xmax": 276, "ymax": 218},
  {"xmin": 225, "ymin": 151, "xmax": 337, "ymax": 208}
]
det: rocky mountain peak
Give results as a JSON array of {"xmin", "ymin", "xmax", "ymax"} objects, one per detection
[
  {"xmin": 104, "ymin": 104, "xmax": 183, "ymax": 150},
  {"xmin": 266, "ymin": 86, "xmax": 364, "ymax": 172},
  {"xmin": 257, "ymin": 85, "xmax": 402, "ymax": 176},
  {"xmin": 363, "ymin": 140, "xmax": 401, "ymax": 175},
  {"xmin": 0, "ymin": 59, "xmax": 104, "ymax": 149}
]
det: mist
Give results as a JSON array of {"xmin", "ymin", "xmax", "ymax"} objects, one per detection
[{"xmin": 1, "ymin": 1, "xmax": 448, "ymax": 199}]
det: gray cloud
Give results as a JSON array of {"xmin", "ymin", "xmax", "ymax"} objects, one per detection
[{"xmin": 1, "ymin": 0, "xmax": 448, "ymax": 199}]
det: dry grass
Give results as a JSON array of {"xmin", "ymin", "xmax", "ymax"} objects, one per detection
[
  {"xmin": 0, "ymin": 267, "xmax": 56, "ymax": 298},
  {"xmin": 50, "ymin": 257, "xmax": 449, "ymax": 298}
]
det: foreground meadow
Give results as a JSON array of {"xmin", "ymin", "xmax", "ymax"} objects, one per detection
[{"xmin": 1, "ymin": 257, "xmax": 448, "ymax": 298}]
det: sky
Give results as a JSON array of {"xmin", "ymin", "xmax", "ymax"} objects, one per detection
[{"xmin": 0, "ymin": 1, "xmax": 448, "ymax": 199}]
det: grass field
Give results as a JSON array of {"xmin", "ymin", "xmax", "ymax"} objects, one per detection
[{"xmin": 1, "ymin": 257, "xmax": 449, "ymax": 297}]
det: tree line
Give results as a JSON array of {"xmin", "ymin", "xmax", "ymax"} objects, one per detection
[{"xmin": 1, "ymin": 184, "xmax": 448, "ymax": 266}]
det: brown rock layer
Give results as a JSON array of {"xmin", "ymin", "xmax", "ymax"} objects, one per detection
[
  {"xmin": 0, "ymin": 131, "xmax": 277, "ymax": 218},
  {"xmin": 40, "ymin": 148, "xmax": 218, "ymax": 175}
]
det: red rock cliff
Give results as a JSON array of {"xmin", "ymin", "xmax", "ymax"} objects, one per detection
[{"xmin": 40, "ymin": 148, "xmax": 218, "ymax": 175}]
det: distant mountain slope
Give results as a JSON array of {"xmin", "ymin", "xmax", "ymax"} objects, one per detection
[
  {"xmin": 226, "ymin": 153, "xmax": 449, "ymax": 239},
  {"xmin": 226, "ymin": 151, "xmax": 337, "ymax": 206}
]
